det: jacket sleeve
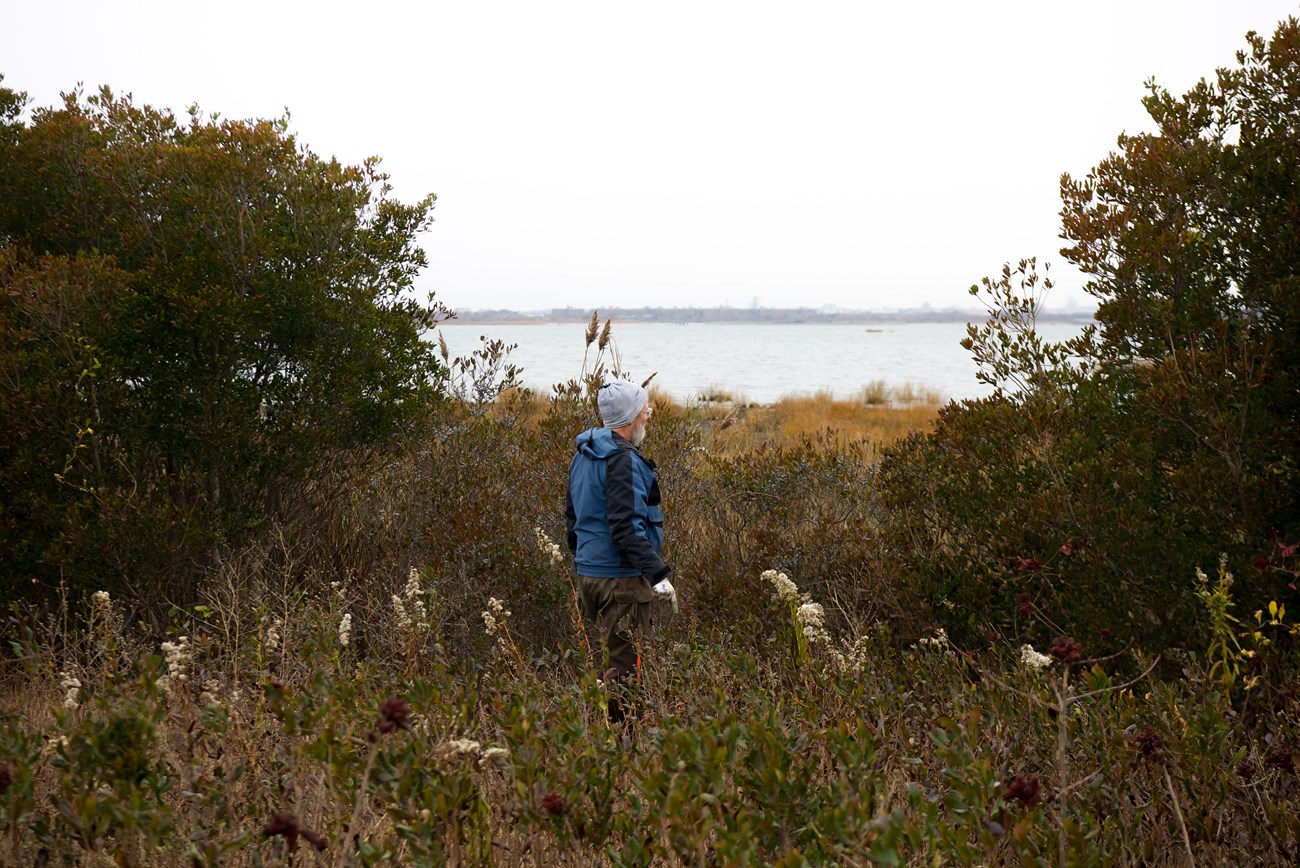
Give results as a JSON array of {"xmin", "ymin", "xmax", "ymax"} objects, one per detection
[
  {"xmin": 605, "ymin": 448, "xmax": 671, "ymax": 581},
  {"xmin": 565, "ymin": 482, "xmax": 578, "ymax": 554}
]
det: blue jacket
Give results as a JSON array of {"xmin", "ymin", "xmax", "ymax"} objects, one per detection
[{"xmin": 565, "ymin": 427, "xmax": 670, "ymax": 580}]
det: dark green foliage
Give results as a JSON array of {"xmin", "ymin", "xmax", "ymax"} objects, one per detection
[
  {"xmin": 877, "ymin": 19, "xmax": 1300, "ymax": 652},
  {"xmin": 0, "ymin": 82, "xmax": 445, "ymax": 608},
  {"xmin": 49, "ymin": 693, "xmax": 175, "ymax": 853}
]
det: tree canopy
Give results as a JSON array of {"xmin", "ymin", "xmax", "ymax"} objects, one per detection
[
  {"xmin": 886, "ymin": 19, "xmax": 1300, "ymax": 651},
  {"xmin": 1061, "ymin": 21, "xmax": 1300, "ymax": 419},
  {"xmin": 0, "ymin": 79, "xmax": 446, "ymax": 605}
]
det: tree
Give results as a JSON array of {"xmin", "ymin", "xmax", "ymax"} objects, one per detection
[
  {"xmin": 1059, "ymin": 18, "xmax": 1299, "ymax": 537},
  {"xmin": 881, "ymin": 19, "xmax": 1300, "ymax": 651},
  {"xmin": 1060, "ymin": 19, "xmax": 1300, "ymax": 422},
  {"xmin": 0, "ymin": 82, "xmax": 446, "ymax": 605}
]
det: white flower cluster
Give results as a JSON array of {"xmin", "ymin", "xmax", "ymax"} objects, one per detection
[
  {"xmin": 443, "ymin": 737, "xmax": 482, "ymax": 756},
  {"xmin": 393, "ymin": 567, "xmax": 432, "ymax": 632},
  {"xmin": 158, "ymin": 635, "xmax": 192, "ymax": 695},
  {"xmin": 90, "ymin": 590, "xmax": 118, "ymax": 650},
  {"xmin": 1195, "ymin": 553, "xmax": 1234, "ymax": 590},
  {"xmin": 436, "ymin": 738, "xmax": 512, "ymax": 769},
  {"xmin": 917, "ymin": 627, "xmax": 952, "ymax": 653},
  {"xmin": 265, "ymin": 617, "xmax": 283, "ymax": 654},
  {"xmin": 1019, "ymin": 644, "xmax": 1053, "ymax": 671},
  {"xmin": 797, "ymin": 602, "xmax": 872, "ymax": 676},
  {"xmin": 762, "ymin": 569, "xmax": 800, "ymax": 604},
  {"xmin": 483, "ymin": 597, "xmax": 511, "ymax": 638},
  {"xmin": 199, "ymin": 678, "xmax": 221, "ymax": 707},
  {"xmin": 763, "ymin": 569, "xmax": 871, "ymax": 677},
  {"xmin": 837, "ymin": 636, "xmax": 873, "ymax": 676},
  {"xmin": 535, "ymin": 527, "xmax": 566, "ymax": 567},
  {"xmin": 338, "ymin": 613, "xmax": 353, "ymax": 648},
  {"xmin": 797, "ymin": 602, "xmax": 829, "ymax": 644},
  {"xmin": 59, "ymin": 671, "xmax": 82, "ymax": 711},
  {"xmin": 41, "ymin": 733, "xmax": 70, "ymax": 758}
]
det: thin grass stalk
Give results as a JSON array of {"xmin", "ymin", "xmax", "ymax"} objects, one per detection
[
  {"xmin": 335, "ymin": 739, "xmax": 380, "ymax": 868},
  {"xmin": 1163, "ymin": 765, "xmax": 1195, "ymax": 867}
]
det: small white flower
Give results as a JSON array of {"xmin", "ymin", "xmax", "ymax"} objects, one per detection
[
  {"xmin": 59, "ymin": 671, "xmax": 82, "ymax": 710},
  {"xmin": 159, "ymin": 635, "xmax": 193, "ymax": 696},
  {"xmin": 265, "ymin": 618, "xmax": 283, "ymax": 653},
  {"xmin": 441, "ymin": 738, "xmax": 482, "ymax": 759},
  {"xmin": 535, "ymin": 528, "xmax": 567, "ymax": 567},
  {"xmin": 89, "ymin": 591, "xmax": 116, "ymax": 646},
  {"xmin": 199, "ymin": 678, "xmax": 220, "ymax": 707},
  {"xmin": 918, "ymin": 628, "xmax": 952, "ymax": 653},
  {"xmin": 797, "ymin": 602, "xmax": 834, "ymax": 647},
  {"xmin": 797, "ymin": 602, "xmax": 825, "ymax": 628},
  {"xmin": 338, "ymin": 613, "xmax": 353, "ymax": 647},
  {"xmin": 762, "ymin": 569, "xmax": 800, "ymax": 604},
  {"xmin": 1019, "ymin": 644, "xmax": 1053, "ymax": 671},
  {"xmin": 480, "ymin": 746, "xmax": 511, "ymax": 768},
  {"xmin": 393, "ymin": 595, "xmax": 412, "ymax": 630},
  {"xmin": 483, "ymin": 597, "xmax": 512, "ymax": 647},
  {"xmin": 837, "ymin": 635, "xmax": 872, "ymax": 676}
]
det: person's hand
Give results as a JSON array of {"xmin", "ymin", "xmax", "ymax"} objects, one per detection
[{"xmin": 652, "ymin": 578, "xmax": 678, "ymax": 613}]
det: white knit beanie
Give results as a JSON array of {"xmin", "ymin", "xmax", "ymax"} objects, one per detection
[{"xmin": 598, "ymin": 380, "xmax": 648, "ymax": 428}]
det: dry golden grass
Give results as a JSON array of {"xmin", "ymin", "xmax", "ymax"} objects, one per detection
[
  {"xmin": 702, "ymin": 389, "xmax": 940, "ymax": 456},
  {"xmin": 493, "ymin": 385, "xmax": 940, "ymax": 458}
]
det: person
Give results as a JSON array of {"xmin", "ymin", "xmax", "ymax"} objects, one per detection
[{"xmin": 566, "ymin": 380, "xmax": 677, "ymax": 725}]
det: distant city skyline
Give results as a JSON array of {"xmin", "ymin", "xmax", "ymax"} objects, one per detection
[{"xmin": 5, "ymin": 1, "xmax": 1296, "ymax": 313}]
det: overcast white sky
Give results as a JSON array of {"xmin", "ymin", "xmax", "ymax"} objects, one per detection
[{"xmin": 5, "ymin": 1, "xmax": 1297, "ymax": 312}]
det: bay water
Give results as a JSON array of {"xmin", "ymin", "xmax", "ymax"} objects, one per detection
[{"xmin": 437, "ymin": 321, "xmax": 1087, "ymax": 404}]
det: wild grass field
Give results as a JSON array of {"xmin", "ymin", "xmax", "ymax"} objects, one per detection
[{"xmin": 2, "ymin": 384, "xmax": 1299, "ymax": 866}]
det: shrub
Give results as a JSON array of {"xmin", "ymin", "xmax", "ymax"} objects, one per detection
[{"xmin": 876, "ymin": 19, "xmax": 1300, "ymax": 652}]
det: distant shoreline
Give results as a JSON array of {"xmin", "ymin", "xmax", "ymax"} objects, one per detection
[{"xmin": 449, "ymin": 306, "xmax": 1096, "ymax": 326}]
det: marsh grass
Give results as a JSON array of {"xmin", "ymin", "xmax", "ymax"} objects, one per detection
[
  {"xmin": 716, "ymin": 388, "xmax": 940, "ymax": 455},
  {"xmin": 497, "ymin": 384, "xmax": 940, "ymax": 458}
]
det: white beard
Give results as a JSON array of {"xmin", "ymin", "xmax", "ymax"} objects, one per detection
[{"xmin": 630, "ymin": 419, "xmax": 648, "ymax": 446}]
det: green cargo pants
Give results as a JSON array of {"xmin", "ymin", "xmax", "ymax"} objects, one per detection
[{"xmin": 578, "ymin": 575, "xmax": 654, "ymax": 682}]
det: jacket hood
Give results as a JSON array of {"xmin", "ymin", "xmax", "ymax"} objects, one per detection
[{"xmin": 575, "ymin": 427, "xmax": 623, "ymax": 460}]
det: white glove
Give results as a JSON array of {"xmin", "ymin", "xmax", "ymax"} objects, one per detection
[{"xmin": 652, "ymin": 578, "xmax": 678, "ymax": 613}]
